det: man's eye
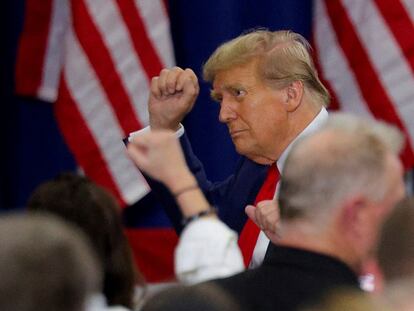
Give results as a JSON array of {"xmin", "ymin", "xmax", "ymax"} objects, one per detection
[{"xmin": 234, "ymin": 89, "xmax": 246, "ymax": 97}]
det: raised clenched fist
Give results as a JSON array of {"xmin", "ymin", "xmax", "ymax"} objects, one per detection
[{"xmin": 149, "ymin": 67, "xmax": 199, "ymax": 131}]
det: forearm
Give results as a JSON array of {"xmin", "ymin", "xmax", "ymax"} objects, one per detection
[{"xmin": 164, "ymin": 170, "xmax": 215, "ymax": 219}]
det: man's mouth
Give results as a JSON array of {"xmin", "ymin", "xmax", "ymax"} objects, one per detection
[{"xmin": 230, "ymin": 129, "xmax": 247, "ymax": 138}]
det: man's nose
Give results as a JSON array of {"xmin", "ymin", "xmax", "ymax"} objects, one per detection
[{"xmin": 218, "ymin": 100, "xmax": 237, "ymax": 123}]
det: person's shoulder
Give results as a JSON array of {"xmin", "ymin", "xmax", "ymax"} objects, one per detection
[{"xmin": 207, "ymin": 266, "xmax": 258, "ymax": 288}]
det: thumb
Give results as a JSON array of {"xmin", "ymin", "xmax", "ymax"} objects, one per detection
[{"xmin": 245, "ymin": 205, "xmax": 258, "ymax": 226}]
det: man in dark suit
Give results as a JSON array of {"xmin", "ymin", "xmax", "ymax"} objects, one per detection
[
  {"xmin": 206, "ymin": 114, "xmax": 406, "ymax": 311},
  {"xmin": 129, "ymin": 30, "xmax": 329, "ymax": 267},
  {"xmin": 127, "ymin": 113, "xmax": 406, "ymax": 308}
]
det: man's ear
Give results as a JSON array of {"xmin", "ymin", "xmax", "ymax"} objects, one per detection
[
  {"xmin": 340, "ymin": 195, "xmax": 370, "ymax": 238},
  {"xmin": 285, "ymin": 80, "xmax": 304, "ymax": 112}
]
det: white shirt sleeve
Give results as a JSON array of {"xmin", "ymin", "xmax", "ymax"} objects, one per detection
[
  {"xmin": 128, "ymin": 124, "xmax": 185, "ymax": 142},
  {"xmin": 175, "ymin": 217, "xmax": 244, "ymax": 285}
]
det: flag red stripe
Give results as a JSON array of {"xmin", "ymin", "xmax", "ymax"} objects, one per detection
[
  {"xmin": 325, "ymin": 0, "xmax": 414, "ymax": 168},
  {"xmin": 55, "ymin": 79, "xmax": 126, "ymax": 205},
  {"xmin": 116, "ymin": 0, "xmax": 164, "ymax": 79},
  {"xmin": 72, "ymin": 0, "xmax": 143, "ymax": 135},
  {"xmin": 161, "ymin": 0, "xmax": 169, "ymax": 16},
  {"xmin": 125, "ymin": 227, "xmax": 178, "ymax": 282},
  {"xmin": 375, "ymin": 0, "xmax": 414, "ymax": 76},
  {"xmin": 310, "ymin": 36, "xmax": 341, "ymax": 111},
  {"xmin": 316, "ymin": 65, "xmax": 341, "ymax": 111},
  {"xmin": 15, "ymin": 0, "xmax": 53, "ymax": 96},
  {"xmin": 143, "ymin": 0, "xmax": 170, "ymax": 19}
]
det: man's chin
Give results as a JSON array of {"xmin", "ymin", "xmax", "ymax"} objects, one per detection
[
  {"xmin": 248, "ymin": 156, "xmax": 275, "ymax": 165},
  {"xmin": 236, "ymin": 147, "xmax": 274, "ymax": 165}
]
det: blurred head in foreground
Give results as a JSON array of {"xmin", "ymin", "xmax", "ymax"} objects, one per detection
[{"xmin": 0, "ymin": 213, "xmax": 100, "ymax": 311}]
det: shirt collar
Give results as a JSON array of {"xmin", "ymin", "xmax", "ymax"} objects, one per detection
[{"xmin": 276, "ymin": 107, "xmax": 328, "ymax": 173}]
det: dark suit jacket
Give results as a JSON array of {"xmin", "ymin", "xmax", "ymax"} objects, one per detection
[
  {"xmin": 145, "ymin": 133, "xmax": 269, "ymax": 234},
  {"xmin": 209, "ymin": 244, "xmax": 360, "ymax": 311}
]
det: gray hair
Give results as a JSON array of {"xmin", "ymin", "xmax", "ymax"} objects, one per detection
[
  {"xmin": 278, "ymin": 113, "xmax": 404, "ymax": 222},
  {"xmin": 0, "ymin": 213, "xmax": 100, "ymax": 311}
]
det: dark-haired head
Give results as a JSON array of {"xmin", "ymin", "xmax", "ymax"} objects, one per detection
[{"xmin": 27, "ymin": 172, "xmax": 144, "ymax": 308}]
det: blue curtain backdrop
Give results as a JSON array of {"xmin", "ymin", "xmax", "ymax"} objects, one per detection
[{"xmin": 1, "ymin": 1, "xmax": 313, "ymax": 223}]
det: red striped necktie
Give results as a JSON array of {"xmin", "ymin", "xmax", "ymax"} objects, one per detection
[{"xmin": 238, "ymin": 163, "xmax": 280, "ymax": 267}]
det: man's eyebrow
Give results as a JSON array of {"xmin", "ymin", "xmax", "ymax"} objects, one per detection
[{"xmin": 226, "ymin": 83, "xmax": 244, "ymax": 90}]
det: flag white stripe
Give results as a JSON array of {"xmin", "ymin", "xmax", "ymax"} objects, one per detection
[
  {"xmin": 313, "ymin": 0, "xmax": 372, "ymax": 118},
  {"xmin": 134, "ymin": 0, "xmax": 175, "ymax": 68},
  {"xmin": 85, "ymin": 0, "xmax": 150, "ymax": 127},
  {"xmin": 64, "ymin": 27, "xmax": 150, "ymax": 204},
  {"xmin": 342, "ymin": 0, "xmax": 414, "ymax": 147},
  {"xmin": 38, "ymin": 0, "xmax": 69, "ymax": 101}
]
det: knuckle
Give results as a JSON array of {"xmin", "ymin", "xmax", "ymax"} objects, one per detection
[
  {"xmin": 173, "ymin": 66, "xmax": 183, "ymax": 72},
  {"xmin": 257, "ymin": 201, "xmax": 266, "ymax": 208},
  {"xmin": 166, "ymin": 80, "xmax": 174, "ymax": 87}
]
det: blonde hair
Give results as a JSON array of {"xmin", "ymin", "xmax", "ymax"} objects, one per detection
[{"xmin": 203, "ymin": 29, "xmax": 330, "ymax": 106}]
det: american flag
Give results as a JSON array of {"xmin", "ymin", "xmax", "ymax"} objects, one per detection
[
  {"xmin": 314, "ymin": 0, "xmax": 414, "ymax": 169},
  {"xmin": 15, "ymin": 0, "xmax": 177, "ymax": 282},
  {"xmin": 16, "ymin": 0, "xmax": 174, "ymax": 206}
]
